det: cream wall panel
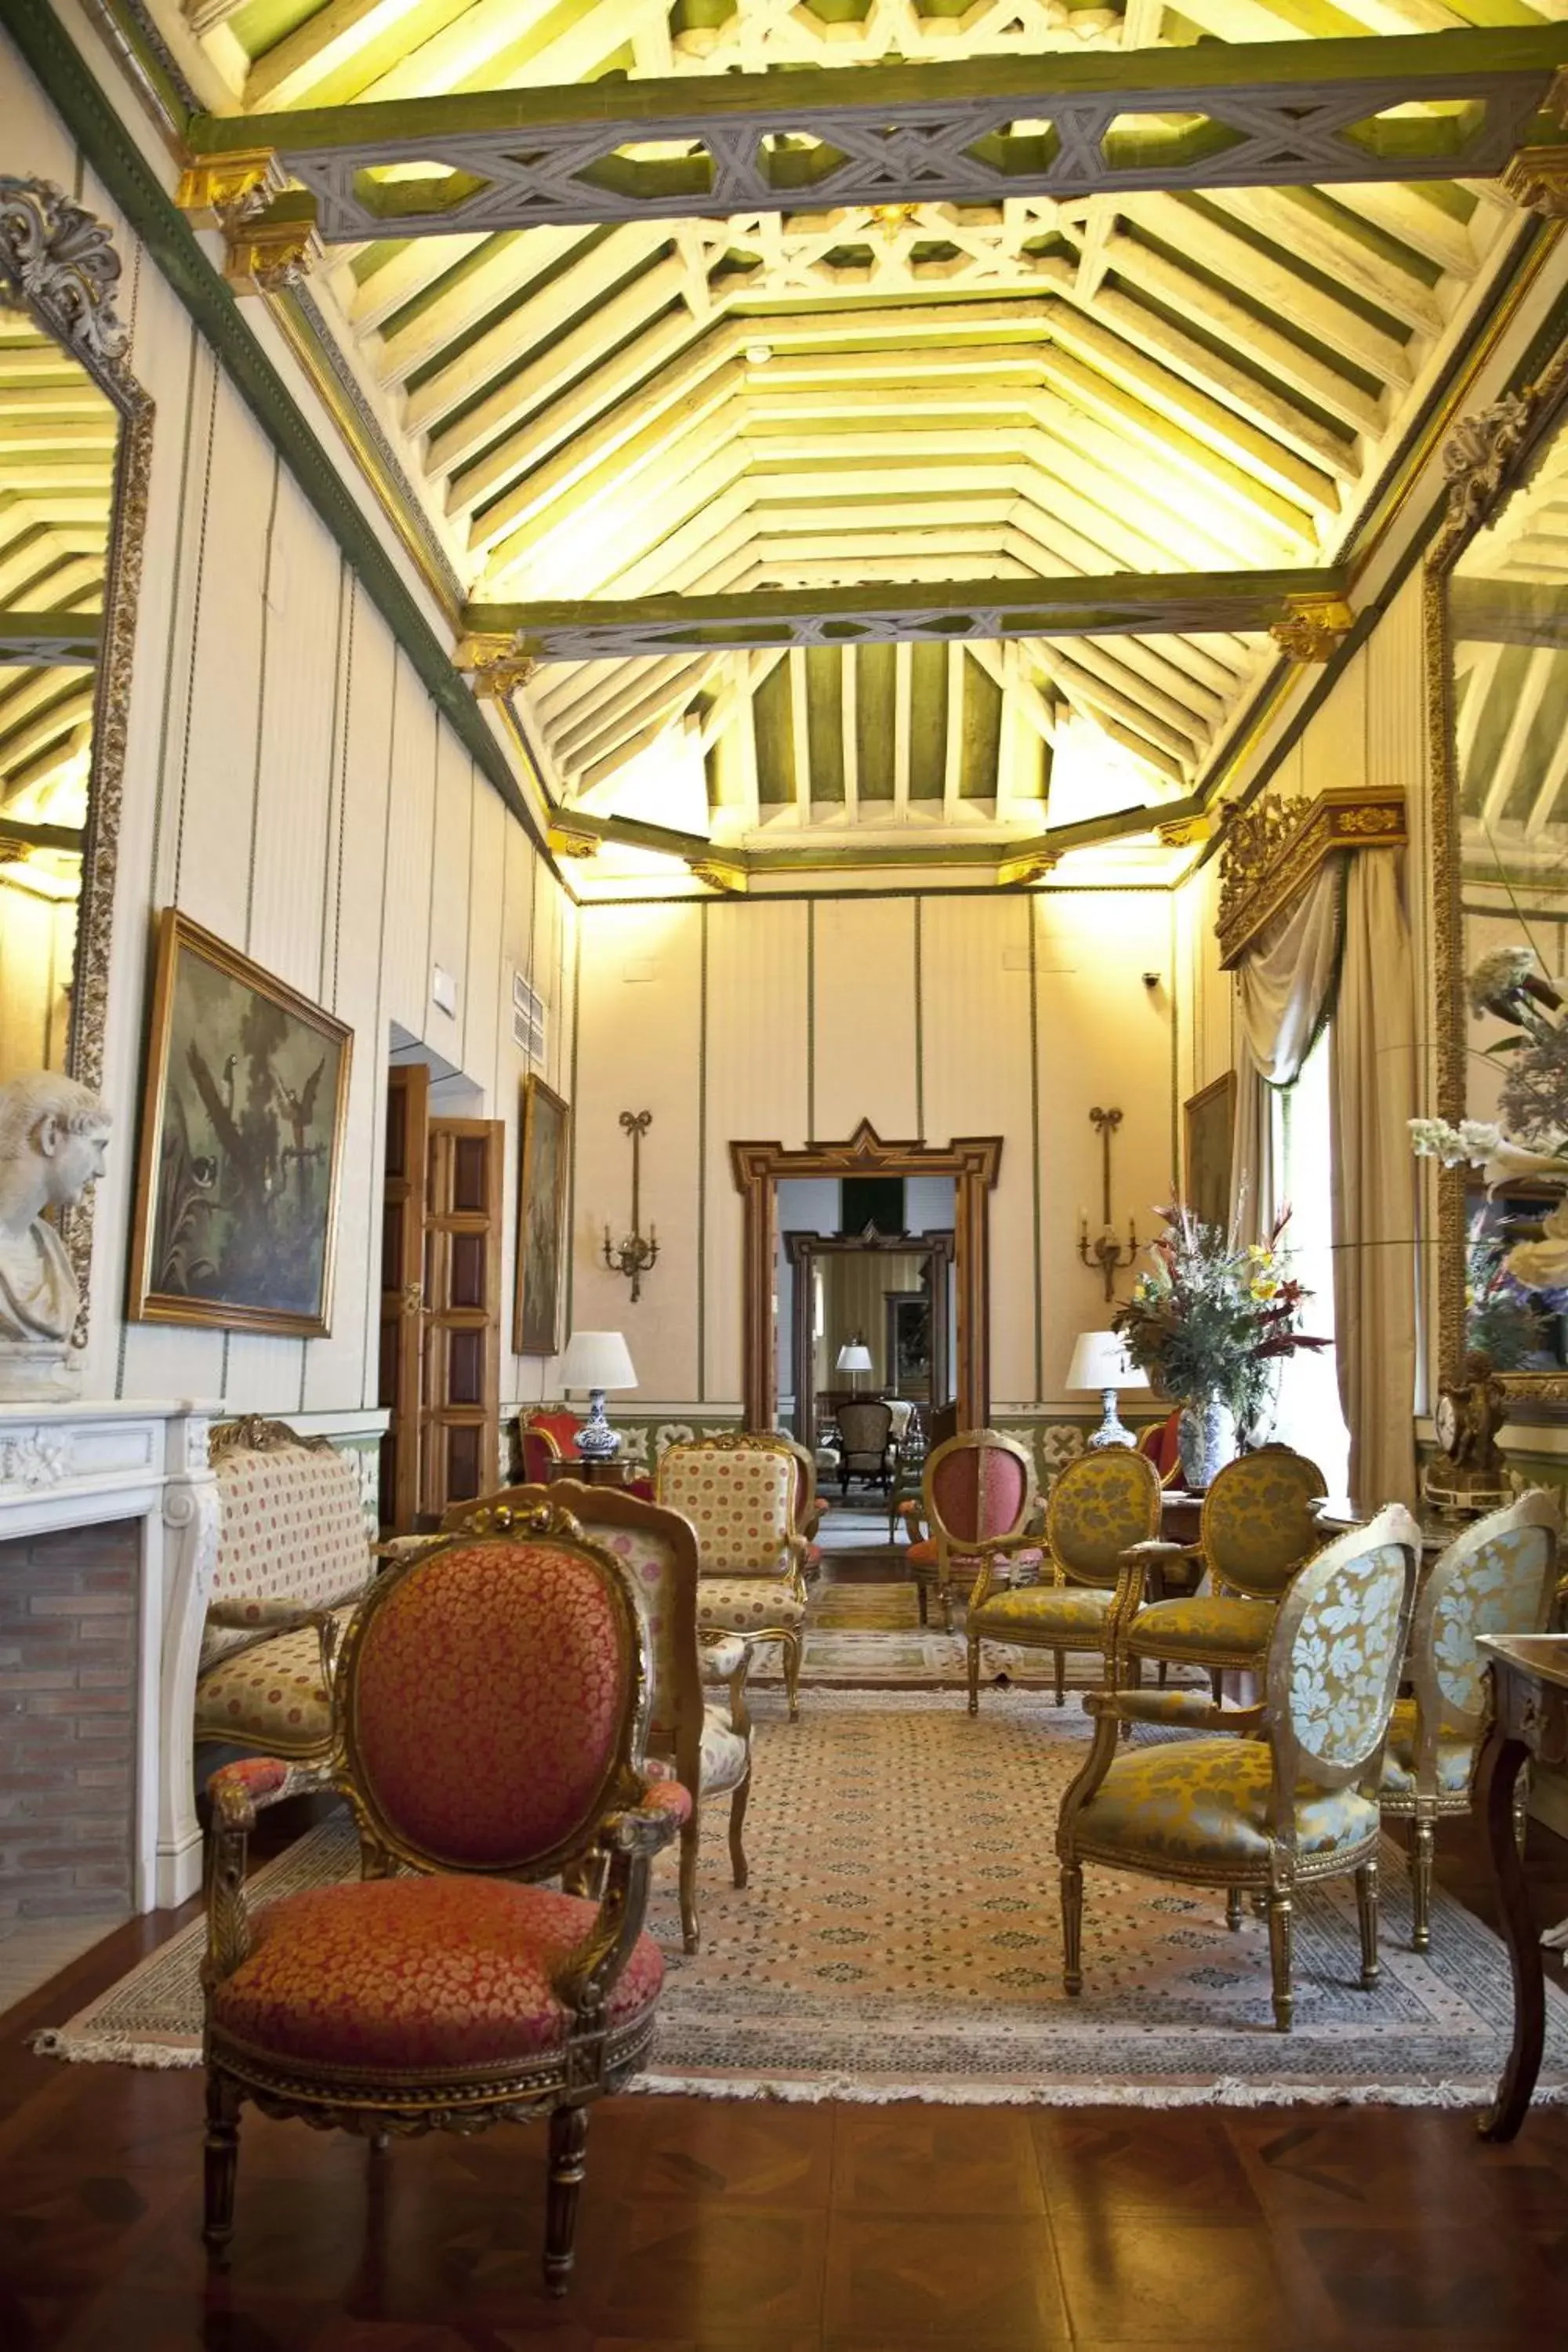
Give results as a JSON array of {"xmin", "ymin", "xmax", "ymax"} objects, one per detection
[
  {"xmin": 811, "ymin": 898, "xmax": 918, "ymax": 1142},
  {"xmin": 572, "ymin": 906, "xmax": 702, "ymax": 1400},
  {"xmin": 1036, "ymin": 894, "xmax": 1174, "ymax": 1406},
  {"xmin": 704, "ymin": 898, "xmax": 811, "ymax": 1406},
  {"xmin": 920, "ymin": 893, "xmax": 1034, "ymax": 1406},
  {"xmin": 1301, "ymin": 645, "xmax": 1368, "ymax": 795},
  {"xmin": 426, "ymin": 735, "xmax": 474, "ymax": 1063},
  {"xmin": 500, "ymin": 827, "xmax": 546, "ymax": 1406},
  {"xmin": 463, "ymin": 780, "xmax": 506, "ymax": 1117},
  {"xmin": 245, "ymin": 480, "xmax": 343, "ymax": 999},
  {"xmin": 381, "ymin": 666, "xmax": 438, "ymax": 1041}
]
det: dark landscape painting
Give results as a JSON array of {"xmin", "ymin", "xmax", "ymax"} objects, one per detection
[
  {"xmin": 131, "ymin": 912, "xmax": 352, "ymax": 1334},
  {"xmin": 515, "ymin": 1074, "xmax": 569, "ymax": 1356}
]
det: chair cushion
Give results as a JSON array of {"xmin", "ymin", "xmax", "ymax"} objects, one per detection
[
  {"xmin": 906, "ymin": 1539, "xmax": 1044, "ymax": 1577},
  {"xmin": 699, "ymin": 1632, "xmax": 749, "ymax": 1682},
  {"xmin": 1076, "ymin": 1737, "xmax": 1378, "ymax": 1867},
  {"xmin": 1124, "ymin": 1596, "xmax": 1277, "ymax": 1664},
  {"xmin": 209, "ymin": 1875, "xmax": 664, "ymax": 2074},
  {"xmin": 1380, "ymin": 1697, "xmax": 1475, "ymax": 1798},
  {"xmin": 193, "ymin": 1605, "xmax": 358, "ymax": 1751},
  {"xmin": 969, "ymin": 1587, "xmax": 1113, "ymax": 1639},
  {"xmin": 695, "ymin": 1579, "xmax": 808, "ymax": 1632},
  {"xmin": 699, "ymin": 1704, "xmax": 750, "ymax": 1796}
]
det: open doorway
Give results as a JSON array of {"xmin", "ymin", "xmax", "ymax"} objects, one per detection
[{"xmin": 778, "ymin": 1178, "xmax": 955, "ymax": 1453}]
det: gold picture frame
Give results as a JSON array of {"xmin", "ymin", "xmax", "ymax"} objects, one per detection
[
  {"xmin": 128, "ymin": 909, "xmax": 354, "ymax": 1335},
  {"xmin": 514, "ymin": 1073, "xmax": 570, "ymax": 1356},
  {"xmin": 1183, "ymin": 1072, "xmax": 1236, "ymax": 1235}
]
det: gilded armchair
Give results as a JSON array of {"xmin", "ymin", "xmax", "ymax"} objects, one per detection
[
  {"xmin": 967, "ymin": 1446, "xmax": 1161, "ymax": 1712},
  {"xmin": 199, "ymin": 1504, "xmax": 687, "ymax": 2294},
  {"xmin": 655, "ymin": 1434, "xmax": 809, "ymax": 1720},
  {"xmin": 445, "ymin": 1481, "xmax": 753, "ymax": 1955},
  {"xmin": 1379, "ymin": 1487, "xmax": 1559, "ymax": 1953},
  {"xmin": 1057, "ymin": 1503, "xmax": 1421, "ymax": 2032},
  {"xmin": 1115, "ymin": 1446, "xmax": 1327, "ymax": 1700},
  {"xmin": 904, "ymin": 1428, "xmax": 1039, "ymax": 1633}
]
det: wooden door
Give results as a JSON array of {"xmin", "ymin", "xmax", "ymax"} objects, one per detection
[
  {"xmin": 421, "ymin": 1117, "xmax": 504, "ymax": 1523},
  {"xmin": 378, "ymin": 1063, "xmax": 428, "ymax": 1534}
]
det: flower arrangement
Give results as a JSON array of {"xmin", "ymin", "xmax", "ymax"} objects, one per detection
[
  {"xmin": 1410, "ymin": 942, "xmax": 1568, "ymax": 1296},
  {"xmin": 1464, "ymin": 1218, "xmax": 1557, "ymax": 1371},
  {"xmin": 1112, "ymin": 1202, "xmax": 1327, "ymax": 1435}
]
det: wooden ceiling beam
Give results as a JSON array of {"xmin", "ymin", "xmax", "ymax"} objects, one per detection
[
  {"xmin": 0, "ymin": 611, "xmax": 102, "ymax": 664},
  {"xmin": 187, "ymin": 30, "xmax": 1568, "ymax": 238}
]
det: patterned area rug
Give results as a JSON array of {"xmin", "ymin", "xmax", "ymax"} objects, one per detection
[
  {"xmin": 37, "ymin": 1693, "xmax": 1568, "ymax": 2108},
  {"xmin": 758, "ymin": 1573, "xmax": 1112, "ymax": 1692}
]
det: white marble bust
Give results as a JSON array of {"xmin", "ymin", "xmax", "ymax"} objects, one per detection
[{"xmin": 0, "ymin": 1071, "xmax": 111, "ymax": 1399}]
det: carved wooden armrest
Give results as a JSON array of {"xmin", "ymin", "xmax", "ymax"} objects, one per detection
[
  {"xmin": 554, "ymin": 1775, "xmax": 691, "ymax": 2023},
  {"xmin": 1085, "ymin": 1689, "xmax": 1267, "ymax": 1735},
  {"xmin": 202, "ymin": 1758, "xmax": 324, "ymax": 1990},
  {"xmin": 371, "ymin": 1534, "xmax": 433, "ymax": 1568},
  {"xmin": 204, "ymin": 1599, "xmax": 348, "ymax": 1686}
]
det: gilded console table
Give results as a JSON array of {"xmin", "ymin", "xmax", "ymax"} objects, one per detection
[{"xmin": 1475, "ymin": 1632, "xmax": 1568, "ymax": 2142}]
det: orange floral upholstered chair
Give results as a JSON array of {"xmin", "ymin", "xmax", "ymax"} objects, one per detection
[
  {"xmin": 199, "ymin": 1502, "xmax": 687, "ymax": 2296},
  {"xmin": 655, "ymin": 1434, "xmax": 808, "ymax": 1719},
  {"xmin": 905, "ymin": 1428, "xmax": 1040, "ymax": 1633}
]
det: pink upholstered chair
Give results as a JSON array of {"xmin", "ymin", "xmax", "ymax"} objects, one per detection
[
  {"xmin": 199, "ymin": 1504, "xmax": 686, "ymax": 2296},
  {"xmin": 906, "ymin": 1428, "xmax": 1040, "ymax": 1633}
]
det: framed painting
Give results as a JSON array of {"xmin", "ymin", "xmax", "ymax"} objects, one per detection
[
  {"xmin": 514, "ymin": 1073, "xmax": 570, "ymax": 1356},
  {"xmin": 1184, "ymin": 1071, "xmax": 1236, "ymax": 1237},
  {"xmin": 128, "ymin": 910, "xmax": 353, "ymax": 1335}
]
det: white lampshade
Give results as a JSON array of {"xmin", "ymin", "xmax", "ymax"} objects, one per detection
[
  {"xmin": 1065, "ymin": 1330, "xmax": 1147, "ymax": 1394},
  {"xmin": 836, "ymin": 1341, "xmax": 873, "ymax": 1372},
  {"xmin": 559, "ymin": 1330, "xmax": 637, "ymax": 1393}
]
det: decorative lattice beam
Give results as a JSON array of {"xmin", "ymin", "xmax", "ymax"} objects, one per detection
[
  {"xmin": 183, "ymin": 31, "xmax": 1568, "ymax": 241},
  {"xmin": 0, "ymin": 612, "xmax": 103, "ymax": 664},
  {"xmin": 460, "ymin": 568, "xmax": 1348, "ymax": 665}
]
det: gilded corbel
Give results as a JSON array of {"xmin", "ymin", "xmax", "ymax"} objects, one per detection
[
  {"xmin": 176, "ymin": 151, "xmax": 289, "ymax": 231},
  {"xmin": 223, "ymin": 192, "xmax": 324, "ymax": 297},
  {"xmin": 1269, "ymin": 593, "xmax": 1356, "ymax": 663}
]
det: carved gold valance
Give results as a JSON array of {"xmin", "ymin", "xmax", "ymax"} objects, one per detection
[{"xmin": 1216, "ymin": 786, "xmax": 1406, "ymax": 969}]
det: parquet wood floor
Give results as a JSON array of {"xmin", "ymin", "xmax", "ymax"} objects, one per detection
[{"xmin": 2, "ymin": 1800, "xmax": 1566, "ymax": 2348}]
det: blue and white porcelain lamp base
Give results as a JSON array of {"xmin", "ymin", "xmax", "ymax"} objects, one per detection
[
  {"xmin": 1087, "ymin": 1385, "xmax": 1136, "ymax": 1450},
  {"xmin": 1065, "ymin": 1330, "xmax": 1147, "ymax": 1456},
  {"xmin": 558, "ymin": 1330, "xmax": 637, "ymax": 1466},
  {"xmin": 575, "ymin": 1388, "xmax": 621, "ymax": 1459}
]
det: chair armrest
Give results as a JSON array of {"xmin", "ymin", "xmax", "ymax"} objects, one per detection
[
  {"xmin": 372, "ymin": 1534, "xmax": 432, "ymax": 1566},
  {"xmin": 1084, "ymin": 1689, "xmax": 1267, "ymax": 1735},
  {"xmin": 554, "ymin": 1774, "xmax": 691, "ymax": 2024},
  {"xmin": 203, "ymin": 1758, "xmax": 328, "ymax": 1991},
  {"xmin": 203, "ymin": 1601, "xmax": 346, "ymax": 1692}
]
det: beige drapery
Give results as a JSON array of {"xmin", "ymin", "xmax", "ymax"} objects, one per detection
[{"xmin": 1225, "ymin": 844, "xmax": 1417, "ymax": 1506}]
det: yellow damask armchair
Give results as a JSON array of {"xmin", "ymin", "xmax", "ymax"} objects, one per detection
[
  {"xmin": 1057, "ymin": 1502, "xmax": 1421, "ymax": 2032},
  {"xmin": 1379, "ymin": 1487, "xmax": 1559, "ymax": 1953},
  {"xmin": 1115, "ymin": 1446, "xmax": 1327, "ymax": 1700},
  {"xmin": 655, "ymin": 1434, "xmax": 808, "ymax": 1720},
  {"xmin": 967, "ymin": 1446, "xmax": 1161, "ymax": 1713}
]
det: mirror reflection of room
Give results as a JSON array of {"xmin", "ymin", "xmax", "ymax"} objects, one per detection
[{"xmin": 0, "ymin": 304, "xmax": 114, "ymax": 1080}]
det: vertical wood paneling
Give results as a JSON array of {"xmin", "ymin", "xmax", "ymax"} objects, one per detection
[
  {"xmin": 704, "ymin": 900, "xmax": 811, "ymax": 1405},
  {"xmin": 1301, "ymin": 645, "xmax": 1368, "ymax": 794},
  {"xmin": 383, "ymin": 673, "xmax": 437, "ymax": 1038},
  {"xmin": 811, "ymin": 899, "xmax": 919, "ymax": 1141},
  {"xmin": 245, "ymin": 469, "xmax": 339, "ymax": 993},
  {"xmin": 426, "ymin": 732, "xmax": 473, "ymax": 1055}
]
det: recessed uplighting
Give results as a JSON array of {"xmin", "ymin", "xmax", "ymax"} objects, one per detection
[{"xmin": 744, "ymin": 341, "xmax": 775, "ymax": 365}]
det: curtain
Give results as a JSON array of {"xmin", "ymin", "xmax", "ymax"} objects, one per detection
[
  {"xmin": 1330, "ymin": 849, "xmax": 1418, "ymax": 1507},
  {"xmin": 1228, "ymin": 859, "xmax": 1345, "ymax": 1243}
]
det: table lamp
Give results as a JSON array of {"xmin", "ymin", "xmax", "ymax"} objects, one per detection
[
  {"xmin": 559, "ymin": 1330, "xmax": 637, "ymax": 1459},
  {"xmin": 836, "ymin": 1337, "xmax": 873, "ymax": 1396},
  {"xmin": 1065, "ymin": 1330, "xmax": 1147, "ymax": 1450}
]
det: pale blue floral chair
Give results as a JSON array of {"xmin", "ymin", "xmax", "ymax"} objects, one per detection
[
  {"xmin": 1379, "ymin": 1487, "xmax": 1559, "ymax": 1954},
  {"xmin": 1056, "ymin": 1502, "xmax": 1421, "ymax": 2032}
]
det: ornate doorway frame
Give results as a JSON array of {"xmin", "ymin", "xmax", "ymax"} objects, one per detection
[{"xmin": 729, "ymin": 1120, "xmax": 1002, "ymax": 1432}]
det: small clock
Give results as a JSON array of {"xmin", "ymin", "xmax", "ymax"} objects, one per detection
[
  {"xmin": 1424, "ymin": 1352, "xmax": 1511, "ymax": 1518},
  {"xmin": 1434, "ymin": 1387, "xmax": 1461, "ymax": 1458}
]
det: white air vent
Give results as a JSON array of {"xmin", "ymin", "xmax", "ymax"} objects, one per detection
[{"xmin": 512, "ymin": 970, "xmax": 546, "ymax": 1065}]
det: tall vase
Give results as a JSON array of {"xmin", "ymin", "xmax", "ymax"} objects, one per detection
[{"xmin": 1177, "ymin": 1392, "xmax": 1237, "ymax": 1492}]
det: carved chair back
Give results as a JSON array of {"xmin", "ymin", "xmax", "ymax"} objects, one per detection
[
  {"xmin": 775, "ymin": 1434, "xmax": 821, "ymax": 1538},
  {"xmin": 1047, "ymin": 1447, "xmax": 1161, "ymax": 1588},
  {"xmin": 1265, "ymin": 1504, "xmax": 1421, "ymax": 1803},
  {"xmin": 924, "ymin": 1429, "xmax": 1034, "ymax": 1550},
  {"xmin": 517, "ymin": 1409, "xmax": 581, "ymax": 1484},
  {"xmin": 204, "ymin": 1417, "xmax": 369, "ymax": 1668},
  {"xmin": 1200, "ymin": 1446, "xmax": 1328, "ymax": 1599},
  {"xmin": 336, "ymin": 1506, "xmax": 650, "ymax": 1878},
  {"xmin": 1406, "ymin": 1489, "xmax": 1559, "ymax": 1756},
  {"xmin": 655, "ymin": 1435, "xmax": 797, "ymax": 1578},
  {"xmin": 837, "ymin": 1400, "xmax": 893, "ymax": 1465}
]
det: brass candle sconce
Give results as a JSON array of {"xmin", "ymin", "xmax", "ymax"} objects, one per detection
[
  {"xmin": 603, "ymin": 1109, "xmax": 659, "ymax": 1301},
  {"xmin": 1076, "ymin": 1105, "xmax": 1138, "ymax": 1301}
]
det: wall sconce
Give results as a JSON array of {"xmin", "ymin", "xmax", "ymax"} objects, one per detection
[
  {"xmin": 1076, "ymin": 1105, "xmax": 1138, "ymax": 1302},
  {"xmin": 603, "ymin": 1109, "xmax": 659, "ymax": 1302}
]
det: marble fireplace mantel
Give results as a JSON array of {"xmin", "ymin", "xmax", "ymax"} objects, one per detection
[{"xmin": 0, "ymin": 1398, "xmax": 220, "ymax": 1912}]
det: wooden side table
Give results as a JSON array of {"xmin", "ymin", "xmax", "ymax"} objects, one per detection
[
  {"xmin": 543, "ymin": 1455, "xmax": 639, "ymax": 1488},
  {"xmin": 1475, "ymin": 1632, "xmax": 1568, "ymax": 2141}
]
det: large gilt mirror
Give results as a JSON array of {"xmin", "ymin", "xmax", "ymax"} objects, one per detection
[
  {"xmin": 1428, "ymin": 339, "xmax": 1568, "ymax": 1400},
  {"xmin": 0, "ymin": 178, "xmax": 151, "ymax": 1318}
]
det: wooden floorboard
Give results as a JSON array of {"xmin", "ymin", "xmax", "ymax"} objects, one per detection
[{"xmin": 3, "ymin": 1765, "xmax": 1567, "ymax": 2346}]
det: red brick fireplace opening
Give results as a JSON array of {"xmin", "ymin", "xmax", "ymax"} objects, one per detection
[{"xmin": 0, "ymin": 1521, "xmax": 138, "ymax": 1929}]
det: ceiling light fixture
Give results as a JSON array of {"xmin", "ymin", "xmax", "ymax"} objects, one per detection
[{"xmin": 745, "ymin": 341, "xmax": 774, "ymax": 365}]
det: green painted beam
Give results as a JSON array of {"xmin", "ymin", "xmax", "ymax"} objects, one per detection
[
  {"xmin": 0, "ymin": 610, "xmax": 103, "ymax": 664},
  {"xmin": 189, "ymin": 31, "xmax": 1568, "ymax": 239},
  {"xmin": 0, "ymin": 0, "xmax": 543, "ymax": 847},
  {"xmin": 466, "ymin": 570, "xmax": 1348, "ymax": 662}
]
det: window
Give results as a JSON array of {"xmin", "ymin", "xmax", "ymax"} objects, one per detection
[
  {"xmin": 511, "ymin": 970, "xmax": 546, "ymax": 1067},
  {"xmin": 1269, "ymin": 1028, "xmax": 1351, "ymax": 1494}
]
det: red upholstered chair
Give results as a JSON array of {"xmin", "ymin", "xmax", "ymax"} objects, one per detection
[
  {"xmin": 199, "ymin": 1505, "xmax": 687, "ymax": 2296},
  {"xmin": 906, "ymin": 1428, "xmax": 1040, "ymax": 1634},
  {"xmin": 517, "ymin": 1410, "xmax": 654, "ymax": 1499},
  {"xmin": 1137, "ymin": 1409, "xmax": 1185, "ymax": 1488}
]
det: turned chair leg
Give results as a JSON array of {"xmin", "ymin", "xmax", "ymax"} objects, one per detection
[
  {"xmin": 728, "ymin": 1768, "xmax": 750, "ymax": 1889},
  {"xmin": 1355, "ymin": 1854, "xmax": 1380, "ymax": 1991},
  {"xmin": 1061, "ymin": 1860, "xmax": 1083, "ymax": 1994},
  {"xmin": 1410, "ymin": 1819, "xmax": 1435, "ymax": 1955},
  {"xmin": 967, "ymin": 1635, "xmax": 982, "ymax": 1716},
  {"xmin": 1266, "ymin": 1888, "xmax": 1294, "ymax": 2033},
  {"xmin": 544, "ymin": 2104, "xmax": 590, "ymax": 2297},
  {"xmin": 1225, "ymin": 1886, "xmax": 1243, "ymax": 1932},
  {"xmin": 1513, "ymin": 1765, "xmax": 1532, "ymax": 1858},
  {"xmin": 202, "ymin": 2071, "xmax": 242, "ymax": 2257},
  {"xmin": 916, "ymin": 1579, "xmax": 928, "ymax": 1626},
  {"xmin": 679, "ymin": 1805, "xmax": 702, "ymax": 1955},
  {"xmin": 782, "ymin": 1632, "xmax": 802, "ymax": 1722},
  {"xmin": 1053, "ymin": 1649, "xmax": 1065, "ymax": 1708}
]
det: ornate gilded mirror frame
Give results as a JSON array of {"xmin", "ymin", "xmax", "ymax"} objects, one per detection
[
  {"xmin": 1426, "ymin": 327, "xmax": 1568, "ymax": 1403},
  {"xmin": 0, "ymin": 178, "xmax": 154, "ymax": 1325}
]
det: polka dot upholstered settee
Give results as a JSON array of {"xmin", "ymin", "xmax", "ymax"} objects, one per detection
[{"xmin": 191, "ymin": 1417, "xmax": 378, "ymax": 1765}]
